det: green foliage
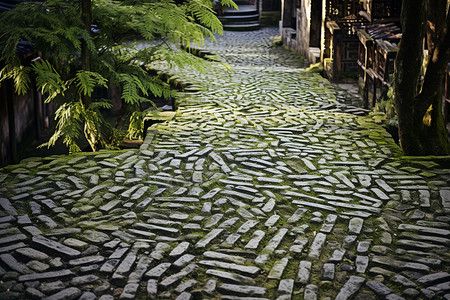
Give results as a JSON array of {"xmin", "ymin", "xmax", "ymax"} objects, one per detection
[
  {"xmin": 76, "ymin": 71, "xmax": 108, "ymax": 98},
  {"xmin": 373, "ymin": 87, "xmax": 398, "ymax": 127},
  {"xmin": 126, "ymin": 110, "xmax": 147, "ymax": 140},
  {"xmin": 0, "ymin": 64, "xmax": 31, "ymax": 95},
  {"xmin": 32, "ymin": 60, "xmax": 67, "ymax": 103},
  {"xmin": 40, "ymin": 98, "xmax": 116, "ymax": 152},
  {"xmin": 0, "ymin": 0, "xmax": 235, "ymax": 152},
  {"xmin": 41, "ymin": 102, "xmax": 84, "ymax": 153},
  {"xmin": 220, "ymin": 0, "xmax": 238, "ymax": 10},
  {"xmin": 184, "ymin": 0, "xmax": 223, "ymax": 35},
  {"xmin": 0, "ymin": 0, "xmax": 86, "ymax": 62}
]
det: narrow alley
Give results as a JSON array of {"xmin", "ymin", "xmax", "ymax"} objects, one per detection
[{"xmin": 0, "ymin": 28, "xmax": 449, "ymax": 300}]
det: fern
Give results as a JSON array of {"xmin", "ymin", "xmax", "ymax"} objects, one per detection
[
  {"xmin": 40, "ymin": 102, "xmax": 83, "ymax": 152},
  {"xmin": 126, "ymin": 110, "xmax": 146, "ymax": 140},
  {"xmin": 1, "ymin": 0, "xmax": 235, "ymax": 152},
  {"xmin": 120, "ymin": 74, "xmax": 149, "ymax": 104},
  {"xmin": 0, "ymin": 64, "xmax": 32, "ymax": 95},
  {"xmin": 89, "ymin": 98, "xmax": 113, "ymax": 110},
  {"xmin": 32, "ymin": 60, "xmax": 67, "ymax": 103},
  {"xmin": 76, "ymin": 71, "xmax": 108, "ymax": 97},
  {"xmin": 184, "ymin": 0, "xmax": 223, "ymax": 35},
  {"xmin": 40, "ymin": 98, "xmax": 114, "ymax": 152},
  {"xmin": 221, "ymin": 0, "xmax": 238, "ymax": 9},
  {"xmin": 13, "ymin": 66, "xmax": 31, "ymax": 95}
]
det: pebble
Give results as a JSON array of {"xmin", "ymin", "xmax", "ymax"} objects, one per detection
[
  {"xmin": 218, "ymin": 283, "xmax": 266, "ymax": 296},
  {"xmin": 206, "ymin": 269, "xmax": 255, "ymax": 284},
  {"xmin": 335, "ymin": 276, "xmax": 365, "ymax": 300},
  {"xmin": 297, "ymin": 260, "xmax": 312, "ymax": 284}
]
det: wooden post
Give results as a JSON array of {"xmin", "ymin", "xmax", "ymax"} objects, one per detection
[
  {"xmin": 6, "ymin": 80, "xmax": 17, "ymax": 164},
  {"xmin": 81, "ymin": 0, "xmax": 92, "ymax": 74},
  {"xmin": 326, "ymin": 21, "xmax": 342, "ymax": 81},
  {"xmin": 333, "ymin": 27, "xmax": 343, "ymax": 81},
  {"xmin": 357, "ymin": 29, "xmax": 374, "ymax": 108}
]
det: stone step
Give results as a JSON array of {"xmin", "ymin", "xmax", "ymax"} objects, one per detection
[
  {"xmin": 219, "ymin": 13, "xmax": 260, "ymax": 22},
  {"xmin": 223, "ymin": 5, "xmax": 257, "ymax": 15},
  {"xmin": 223, "ymin": 22, "xmax": 261, "ymax": 31},
  {"xmin": 220, "ymin": 4, "xmax": 260, "ymax": 31}
]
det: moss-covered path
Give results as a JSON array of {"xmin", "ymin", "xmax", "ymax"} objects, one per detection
[{"xmin": 1, "ymin": 28, "xmax": 449, "ymax": 300}]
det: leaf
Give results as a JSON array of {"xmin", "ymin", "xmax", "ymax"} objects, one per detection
[
  {"xmin": 126, "ymin": 110, "xmax": 146, "ymax": 140},
  {"xmin": 185, "ymin": 0, "xmax": 223, "ymax": 35},
  {"xmin": 40, "ymin": 102, "xmax": 83, "ymax": 152},
  {"xmin": 221, "ymin": 0, "xmax": 238, "ymax": 9},
  {"xmin": 0, "ymin": 64, "xmax": 32, "ymax": 95},
  {"xmin": 32, "ymin": 60, "xmax": 67, "ymax": 103},
  {"xmin": 76, "ymin": 71, "xmax": 108, "ymax": 97},
  {"xmin": 13, "ymin": 66, "xmax": 31, "ymax": 95},
  {"xmin": 88, "ymin": 99, "xmax": 113, "ymax": 110}
]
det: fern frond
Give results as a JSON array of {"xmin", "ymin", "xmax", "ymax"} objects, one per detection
[
  {"xmin": 40, "ymin": 102, "xmax": 83, "ymax": 152},
  {"xmin": 0, "ymin": 34, "xmax": 20, "ymax": 62},
  {"xmin": 88, "ymin": 99, "xmax": 113, "ymax": 110},
  {"xmin": 78, "ymin": 30, "xmax": 96, "ymax": 53},
  {"xmin": 152, "ymin": 46, "xmax": 207, "ymax": 73},
  {"xmin": 0, "ymin": 64, "xmax": 31, "ymax": 95},
  {"xmin": 59, "ymin": 27, "xmax": 83, "ymax": 52},
  {"xmin": 76, "ymin": 71, "xmax": 108, "ymax": 97},
  {"xmin": 32, "ymin": 60, "xmax": 67, "ymax": 103},
  {"xmin": 83, "ymin": 107, "xmax": 111, "ymax": 152},
  {"xmin": 126, "ymin": 110, "xmax": 146, "ymax": 140},
  {"xmin": 184, "ymin": 0, "xmax": 223, "ymax": 35},
  {"xmin": 120, "ymin": 73, "xmax": 149, "ymax": 104},
  {"xmin": 221, "ymin": 0, "xmax": 238, "ymax": 9},
  {"xmin": 13, "ymin": 66, "xmax": 31, "ymax": 95},
  {"xmin": 145, "ymin": 75, "xmax": 174, "ymax": 99}
]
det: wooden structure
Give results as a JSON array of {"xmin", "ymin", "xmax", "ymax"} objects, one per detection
[
  {"xmin": 0, "ymin": 0, "xmax": 50, "ymax": 166},
  {"xmin": 356, "ymin": 23, "xmax": 400, "ymax": 108},
  {"xmin": 262, "ymin": 0, "xmax": 281, "ymax": 11},
  {"xmin": 322, "ymin": 0, "xmax": 366, "ymax": 81},
  {"xmin": 323, "ymin": 0, "xmax": 401, "ymax": 81},
  {"xmin": 360, "ymin": 0, "xmax": 402, "ymax": 24},
  {"xmin": 355, "ymin": 0, "xmax": 401, "ymax": 106},
  {"xmin": 324, "ymin": 14, "xmax": 367, "ymax": 81},
  {"xmin": 281, "ymin": 0, "xmax": 365, "ymax": 69},
  {"xmin": 281, "ymin": 0, "xmax": 402, "ymax": 81}
]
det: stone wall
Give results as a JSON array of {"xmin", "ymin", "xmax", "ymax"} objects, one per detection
[{"xmin": 281, "ymin": 0, "xmax": 323, "ymax": 64}]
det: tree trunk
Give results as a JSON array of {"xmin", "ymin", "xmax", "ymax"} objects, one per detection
[
  {"xmin": 81, "ymin": 0, "xmax": 92, "ymax": 75},
  {"xmin": 394, "ymin": 0, "xmax": 450, "ymax": 155},
  {"xmin": 81, "ymin": 0, "xmax": 99, "ymax": 151}
]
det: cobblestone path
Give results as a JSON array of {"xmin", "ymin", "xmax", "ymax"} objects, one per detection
[{"xmin": 1, "ymin": 28, "xmax": 450, "ymax": 300}]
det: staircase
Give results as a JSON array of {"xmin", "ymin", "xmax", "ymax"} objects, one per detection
[{"xmin": 219, "ymin": 0, "xmax": 260, "ymax": 31}]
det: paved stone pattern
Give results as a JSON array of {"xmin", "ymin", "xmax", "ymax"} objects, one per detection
[{"xmin": 0, "ymin": 28, "xmax": 449, "ymax": 299}]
